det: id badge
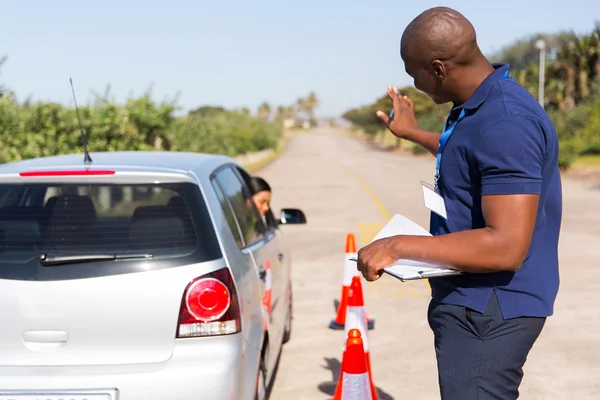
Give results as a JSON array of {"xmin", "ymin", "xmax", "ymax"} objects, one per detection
[{"xmin": 421, "ymin": 181, "xmax": 448, "ymax": 220}]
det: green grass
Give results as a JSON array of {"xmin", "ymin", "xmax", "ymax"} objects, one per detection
[
  {"xmin": 287, "ymin": 128, "xmax": 311, "ymax": 135},
  {"xmin": 573, "ymin": 154, "xmax": 600, "ymax": 168}
]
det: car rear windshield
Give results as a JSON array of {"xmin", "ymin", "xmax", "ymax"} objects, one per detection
[{"xmin": 0, "ymin": 182, "xmax": 222, "ymax": 278}]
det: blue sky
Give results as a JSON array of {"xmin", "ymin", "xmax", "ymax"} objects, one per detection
[{"xmin": 2, "ymin": 0, "xmax": 597, "ymax": 117}]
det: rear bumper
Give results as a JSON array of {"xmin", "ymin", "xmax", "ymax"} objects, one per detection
[{"xmin": 0, "ymin": 334, "xmax": 253, "ymax": 400}]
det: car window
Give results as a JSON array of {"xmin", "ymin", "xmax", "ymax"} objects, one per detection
[
  {"xmin": 212, "ymin": 166, "xmax": 266, "ymax": 247},
  {"xmin": 0, "ymin": 182, "xmax": 222, "ymax": 277},
  {"xmin": 212, "ymin": 178, "xmax": 245, "ymax": 248}
]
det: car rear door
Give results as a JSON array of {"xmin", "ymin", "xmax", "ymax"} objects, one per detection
[
  {"xmin": 210, "ymin": 166, "xmax": 283, "ymax": 354},
  {"xmin": 262, "ymin": 208, "xmax": 290, "ymax": 334}
]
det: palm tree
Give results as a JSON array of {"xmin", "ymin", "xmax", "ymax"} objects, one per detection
[
  {"xmin": 304, "ymin": 91, "xmax": 319, "ymax": 122},
  {"xmin": 585, "ymin": 25, "xmax": 600, "ymax": 84},
  {"xmin": 275, "ymin": 105, "xmax": 285, "ymax": 121},
  {"xmin": 556, "ymin": 41, "xmax": 578, "ymax": 110},
  {"xmin": 284, "ymin": 106, "xmax": 294, "ymax": 119},
  {"xmin": 257, "ymin": 102, "xmax": 271, "ymax": 120},
  {"xmin": 574, "ymin": 38, "xmax": 590, "ymax": 100},
  {"xmin": 295, "ymin": 97, "xmax": 306, "ymax": 118},
  {"xmin": 544, "ymin": 64, "xmax": 567, "ymax": 110}
]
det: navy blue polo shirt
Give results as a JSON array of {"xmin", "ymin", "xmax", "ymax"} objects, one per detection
[{"xmin": 429, "ymin": 63, "xmax": 562, "ymax": 319}]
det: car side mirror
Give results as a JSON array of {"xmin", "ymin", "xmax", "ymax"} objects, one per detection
[{"xmin": 279, "ymin": 208, "xmax": 306, "ymax": 225}]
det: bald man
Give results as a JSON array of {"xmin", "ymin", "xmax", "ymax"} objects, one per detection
[{"xmin": 356, "ymin": 7, "xmax": 562, "ymax": 400}]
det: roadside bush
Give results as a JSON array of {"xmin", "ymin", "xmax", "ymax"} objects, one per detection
[
  {"xmin": 411, "ymin": 144, "xmax": 429, "ymax": 155},
  {"xmin": 546, "ymin": 92, "xmax": 600, "ymax": 169},
  {"xmin": 0, "ymin": 94, "xmax": 283, "ymax": 164},
  {"xmin": 169, "ymin": 111, "xmax": 282, "ymax": 155}
]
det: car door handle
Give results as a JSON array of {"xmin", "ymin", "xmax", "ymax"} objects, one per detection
[
  {"xmin": 22, "ymin": 330, "xmax": 69, "ymax": 351},
  {"xmin": 23, "ymin": 330, "xmax": 68, "ymax": 344}
]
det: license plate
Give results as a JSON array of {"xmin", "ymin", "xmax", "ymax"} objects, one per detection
[{"xmin": 0, "ymin": 394, "xmax": 111, "ymax": 400}]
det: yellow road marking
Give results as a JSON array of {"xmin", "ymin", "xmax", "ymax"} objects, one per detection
[
  {"xmin": 356, "ymin": 222, "xmax": 384, "ymax": 245},
  {"xmin": 346, "ymin": 167, "xmax": 431, "ymax": 291},
  {"xmin": 343, "ymin": 167, "xmax": 392, "ymax": 221}
]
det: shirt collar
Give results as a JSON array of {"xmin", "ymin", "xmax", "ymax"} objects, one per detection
[{"xmin": 457, "ymin": 63, "xmax": 510, "ymax": 111}]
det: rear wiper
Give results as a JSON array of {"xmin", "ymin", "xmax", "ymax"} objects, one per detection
[{"xmin": 39, "ymin": 253, "xmax": 153, "ymax": 267}]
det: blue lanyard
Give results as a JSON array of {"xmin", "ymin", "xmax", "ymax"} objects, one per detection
[
  {"xmin": 434, "ymin": 108, "xmax": 466, "ymax": 189},
  {"xmin": 433, "ymin": 69, "xmax": 510, "ymax": 190}
]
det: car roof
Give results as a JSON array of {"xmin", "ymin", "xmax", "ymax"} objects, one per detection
[{"xmin": 0, "ymin": 151, "xmax": 237, "ymax": 175}]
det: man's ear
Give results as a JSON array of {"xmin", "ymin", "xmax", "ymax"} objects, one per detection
[{"xmin": 430, "ymin": 60, "xmax": 447, "ymax": 80}]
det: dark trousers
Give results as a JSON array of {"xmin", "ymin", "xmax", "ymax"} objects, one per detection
[{"xmin": 427, "ymin": 291, "xmax": 546, "ymax": 400}]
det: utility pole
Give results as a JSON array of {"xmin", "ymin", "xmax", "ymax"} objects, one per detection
[{"xmin": 535, "ymin": 39, "xmax": 546, "ymax": 108}]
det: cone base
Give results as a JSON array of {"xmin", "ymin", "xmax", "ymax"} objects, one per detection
[
  {"xmin": 329, "ymin": 320, "xmax": 345, "ymax": 330},
  {"xmin": 329, "ymin": 318, "xmax": 375, "ymax": 330}
]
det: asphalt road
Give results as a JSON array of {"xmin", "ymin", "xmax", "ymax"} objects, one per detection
[{"xmin": 259, "ymin": 129, "xmax": 600, "ymax": 400}]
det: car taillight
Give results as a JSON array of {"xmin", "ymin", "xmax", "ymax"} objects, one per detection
[{"xmin": 177, "ymin": 267, "xmax": 242, "ymax": 338}]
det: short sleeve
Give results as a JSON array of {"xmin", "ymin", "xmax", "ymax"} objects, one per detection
[{"xmin": 475, "ymin": 116, "xmax": 546, "ymax": 196}]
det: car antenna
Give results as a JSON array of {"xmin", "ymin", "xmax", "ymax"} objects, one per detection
[{"xmin": 69, "ymin": 77, "xmax": 92, "ymax": 165}]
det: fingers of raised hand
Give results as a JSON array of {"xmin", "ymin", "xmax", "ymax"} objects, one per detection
[
  {"xmin": 386, "ymin": 85, "xmax": 402, "ymax": 105},
  {"xmin": 375, "ymin": 110, "xmax": 390, "ymax": 126},
  {"xmin": 402, "ymin": 95, "xmax": 414, "ymax": 110}
]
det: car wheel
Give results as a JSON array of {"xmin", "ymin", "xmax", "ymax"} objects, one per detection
[
  {"xmin": 282, "ymin": 283, "xmax": 292, "ymax": 344},
  {"xmin": 255, "ymin": 357, "xmax": 267, "ymax": 400}
]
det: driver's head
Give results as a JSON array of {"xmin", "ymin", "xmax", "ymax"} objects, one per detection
[{"xmin": 249, "ymin": 176, "xmax": 272, "ymax": 216}]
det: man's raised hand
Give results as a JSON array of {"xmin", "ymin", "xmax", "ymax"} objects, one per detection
[{"xmin": 376, "ymin": 85, "xmax": 419, "ymax": 139}]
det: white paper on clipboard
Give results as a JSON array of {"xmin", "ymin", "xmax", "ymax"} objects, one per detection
[{"xmin": 371, "ymin": 214, "xmax": 461, "ymax": 281}]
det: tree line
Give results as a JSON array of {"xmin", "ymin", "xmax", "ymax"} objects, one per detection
[
  {"xmin": 342, "ymin": 24, "xmax": 600, "ymax": 169},
  {"xmin": 189, "ymin": 91, "xmax": 321, "ymax": 127},
  {"xmin": 255, "ymin": 91, "xmax": 320, "ymax": 127},
  {"xmin": 0, "ymin": 60, "xmax": 299, "ymax": 164}
]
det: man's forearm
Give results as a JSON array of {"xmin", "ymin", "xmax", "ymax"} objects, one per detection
[
  {"xmin": 401, "ymin": 128, "xmax": 441, "ymax": 156},
  {"xmin": 389, "ymin": 228, "xmax": 526, "ymax": 273}
]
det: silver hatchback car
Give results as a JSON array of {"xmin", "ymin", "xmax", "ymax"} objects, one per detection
[{"xmin": 0, "ymin": 151, "xmax": 306, "ymax": 400}]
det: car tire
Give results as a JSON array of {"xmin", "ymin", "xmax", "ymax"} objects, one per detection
[
  {"xmin": 282, "ymin": 283, "xmax": 292, "ymax": 344},
  {"xmin": 255, "ymin": 357, "xmax": 267, "ymax": 400}
]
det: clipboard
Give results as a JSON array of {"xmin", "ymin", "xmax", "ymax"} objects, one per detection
[
  {"xmin": 354, "ymin": 213, "xmax": 463, "ymax": 282},
  {"xmin": 382, "ymin": 264, "xmax": 462, "ymax": 282},
  {"xmin": 350, "ymin": 257, "xmax": 462, "ymax": 282}
]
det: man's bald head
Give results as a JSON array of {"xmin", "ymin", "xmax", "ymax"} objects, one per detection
[
  {"xmin": 398, "ymin": 7, "xmax": 492, "ymax": 105},
  {"xmin": 401, "ymin": 7, "xmax": 480, "ymax": 67}
]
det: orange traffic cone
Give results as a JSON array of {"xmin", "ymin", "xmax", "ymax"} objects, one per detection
[
  {"xmin": 333, "ymin": 329, "xmax": 372, "ymax": 400},
  {"xmin": 340, "ymin": 276, "xmax": 379, "ymax": 400},
  {"xmin": 330, "ymin": 233, "xmax": 375, "ymax": 330},
  {"xmin": 262, "ymin": 260, "xmax": 272, "ymax": 322}
]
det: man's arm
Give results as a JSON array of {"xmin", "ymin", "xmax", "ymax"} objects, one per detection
[
  {"xmin": 388, "ymin": 193, "xmax": 539, "ymax": 273},
  {"xmin": 398, "ymin": 127, "xmax": 441, "ymax": 156},
  {"xmin": 358, "ymin": 115, "xmax": 546, "ymax": 281}
]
